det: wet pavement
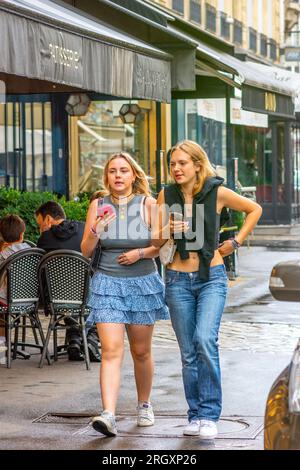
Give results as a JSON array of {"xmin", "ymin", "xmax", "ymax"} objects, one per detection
[{"xmin": 1, "ymin": 247, "xmax": 300, "ymax": 451}]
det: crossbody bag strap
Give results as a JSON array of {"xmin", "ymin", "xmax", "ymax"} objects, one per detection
[{"xmin": 141, "ymin": 196, "xmax": 149, "ymax": 227}]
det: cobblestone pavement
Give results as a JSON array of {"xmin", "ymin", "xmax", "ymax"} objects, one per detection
[
  {"xmin": 36, "ymin": 313, "xmax": 300, "ymax": 356},
  {"xmin": 153, "ymin": 319, "xmax": 300, "ymax": 354}
]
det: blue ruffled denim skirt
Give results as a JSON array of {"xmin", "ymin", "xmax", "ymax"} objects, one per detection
[{"xmin": 86, "ymin": 271, "xmax": 170, "ymax": 325}]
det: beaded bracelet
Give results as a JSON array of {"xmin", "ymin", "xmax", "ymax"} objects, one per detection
[
  {"xmin": 138, "ymin": 248, "xmax": 145, "ymax": 259},
  {"xmin": 230, "ymin": 238, "xmax": 241, "ymax": 250}
]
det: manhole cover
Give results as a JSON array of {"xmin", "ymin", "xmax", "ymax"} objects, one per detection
[{"xmin": 34, "ymin": 413, "xmax": 263, "ymax": 440}]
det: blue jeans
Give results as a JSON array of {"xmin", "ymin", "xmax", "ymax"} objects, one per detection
[{"xmin": 165, "ymin": 265, "xmax": 228, "ymax": 422}]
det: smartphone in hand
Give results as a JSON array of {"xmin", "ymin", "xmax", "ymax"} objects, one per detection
[
  {"xmin": 97, "ymin": 203, "xmax": 116, "ymax": 218},
  {"xmin": 170, "ymin": 211, "xmax": 183, "ymax": 222}
]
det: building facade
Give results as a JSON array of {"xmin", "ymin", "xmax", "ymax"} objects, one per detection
[
  {"xmin": 152, "ymin": 0, "xmax": 300, "ymax": 225},
  {"xmin": 153, "ymin": 0, "xmax": 283, "ymax": 64},
  {"xmin": 2, "ymin": 0, "xmax": 300, "ymax": 228}
]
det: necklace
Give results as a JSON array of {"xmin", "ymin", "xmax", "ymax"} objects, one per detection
[
  {"xmin": 111, "ymin": 192, "xmax": 134, "ymax": 220},
  {"xmin": 111, "ymin": 192, "xmax": 133, "ymax": 202}
]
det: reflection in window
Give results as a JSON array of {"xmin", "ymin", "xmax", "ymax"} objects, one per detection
[
  {"xmin": 77, "ymin": 101, "xmax": 149, "ymax": 194},
  {"xmin": 184, "ymin": 99, "xmax": 226, "ymax": 179},
  {"xmin": 235, "ymin": 125, "xmax": 272, "ymax": 204}
]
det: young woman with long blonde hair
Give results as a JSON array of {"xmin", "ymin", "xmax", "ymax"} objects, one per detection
[
  {"xmin": 152, "ymin": 140, "xmax": 262, "ymax": 439},
  {"xmin": 81, "ymin": 152, "xmax": 169, "ymax": 437}
]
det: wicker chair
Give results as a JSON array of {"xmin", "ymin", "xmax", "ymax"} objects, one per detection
[
  {"xmin": 0, "ymin": 248, "xmax": 49, "ymax": 368},
  {"xmin": 38, "ymin": 250, "xmax": 91, "ymax": 370}
]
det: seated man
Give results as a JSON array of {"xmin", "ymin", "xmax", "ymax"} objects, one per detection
[
  {"xmin": 0, "ymin": 215, "xmax": 31, "ymax": 305},
  {"xmin": 35, "ymin": 201, "xmax": 100, "ymax": 363}
]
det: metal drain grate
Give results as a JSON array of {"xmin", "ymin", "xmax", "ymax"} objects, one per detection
[
  {"xmin": 33, "ymin": 413, "xmax": 263, "ymax": 440},
  {"xmin": 33, "ymin": 412, "xmax": 92, "ymax": 425}
]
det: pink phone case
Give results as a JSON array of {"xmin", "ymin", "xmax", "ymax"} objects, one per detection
[{"xmin": 97, "ymin": 203, "xmax": 115, "ymax": 218}]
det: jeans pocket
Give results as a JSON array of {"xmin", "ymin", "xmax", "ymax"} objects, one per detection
[
  {"xmin": 165, "ymin": 271, "xmax": 178, "ymax": 286},
  {"xmin": 209, "ymin": 264, "xmax": 227, "ymax": 282}
]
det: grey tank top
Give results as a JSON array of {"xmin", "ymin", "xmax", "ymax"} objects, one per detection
[{"xmin": 97, "ymin": 195, "xmax": 157, "ymax": 277}]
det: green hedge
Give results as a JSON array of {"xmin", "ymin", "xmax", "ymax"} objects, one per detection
[{"xmin": 0, "ymin": 187, "xmax": 90, "ymax": 243}]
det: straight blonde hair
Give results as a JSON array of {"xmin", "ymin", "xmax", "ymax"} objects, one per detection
[
  {"xmin": 170, "ymin": 140, "xmax": 216, "ymax": 195},
  {"xmin": 91, "ymin": 152, "xmax": 151, "ymax": 201}
]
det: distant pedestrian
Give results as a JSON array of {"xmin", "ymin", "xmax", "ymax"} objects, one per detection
[
  {"xmin": 152, "ymin": 140, "xmax": 262, "ymax": 439},
  {"xmin": 81, "ymin": 152, "xmax": 169, "ymax": 437}
]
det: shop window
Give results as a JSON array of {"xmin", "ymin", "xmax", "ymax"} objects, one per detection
[
  {"xmin": 260, "ymin": 34, "xmax": 267, "ymax": 57},
  {"xmin": 235, "ymin": 125, "xmax": 272, "ymax": 204},
  {"xmin": 185, "ymin": 99, "xmax": 226, "ymax": 177},
  {"xmin": 291, "ymin": 125, "xmax": 300, "ymax": 220},
  {"xmin": 0, "ymin": 101, "xmax": 52, "ymax": 192},
  {"xmin": 249, "ymin": 28, "xmax": 257, "ymax": 53},
  {"xmin": 190, "ymin": 0, "xmax": 201, "ymax": 23},
  {"xmin": 233, "ymin": 19, "xmax": 243, "ymax": 45},
  {"xmin": 205, "ymin": 4, "xmax": 216, "ymax": 32},
  {"xmin": 172, "ymin": 0, "xmax": 184, "ymax": 14},
  {"xmin": 74, "ymin": 101, "xmax": 150, "ymax": 194},
  {"xmin": 220, "ymin": 12, "xmax": 230, "ymax": 40}
]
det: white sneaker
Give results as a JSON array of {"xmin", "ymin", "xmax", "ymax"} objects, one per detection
[
  {"xmin": 183, "ymin": 419, "xmax": 201, "ymax": 436},
  {"xmin": 199, "ymin": 419, "xmax": 218, "ymax": 439},
  {"xmin": 137, "ymin": 402, "xmax": 155, "ymax": 427},
  {"xmin": 92, "ymin": 410, "xmax": 117, "ymax": 437}
]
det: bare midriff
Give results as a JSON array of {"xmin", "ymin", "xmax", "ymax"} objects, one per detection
[{"xmin": 167, "ymin": 249, "xmax": 224, "ymax": 273}]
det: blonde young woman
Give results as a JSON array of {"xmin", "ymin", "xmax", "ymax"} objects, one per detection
[
  {"xmin": 81, "ymin": 152, "xmax": 169, "ymax": 437},
  {"xmin": 152, "ymin": 140, "xmax": 262, "ymax": 439}
]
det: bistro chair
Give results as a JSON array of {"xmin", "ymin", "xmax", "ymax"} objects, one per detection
[
  {"xmin": 38, "ymin": 250, "xmax": 91, "ymax": 370},
  {"xmin": 0, "ymin": 248, "xmax": 49, "ymax": 368}
]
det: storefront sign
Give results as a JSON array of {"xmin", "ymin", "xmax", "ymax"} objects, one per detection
[
  {"xmin": 40, "ymin": 27, "xmax": 83, "ymax": 88},
  {"xmin": 242, "ymin": 85, "xmax": 294, "ymax": 119},
  {"xmin": 133, "ymin": 54, "xmax": 171, "ymax": 103},
  {"xmin": 48, "ymin": 43, "xmax": 80, "ymax": 70}
]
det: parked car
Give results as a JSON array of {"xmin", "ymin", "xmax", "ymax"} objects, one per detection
[{"xmin": 264, "ymin": 261, "xmax": 300, "ymax": 450}]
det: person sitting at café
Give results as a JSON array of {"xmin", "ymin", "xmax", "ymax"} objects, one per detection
[
  {"xmin": 35, "ymin": 201, "xmax": 100, "ymax": 363},
  {"xmin": 0, "ymin": 215, "xmax": 30, "ymax": 306}
]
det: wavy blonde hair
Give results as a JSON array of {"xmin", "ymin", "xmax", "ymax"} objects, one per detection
[
  {"xmin": 91, "ymin": 152, "xmax": 151, "ymax": 200},
  {"xmin": 170, "ymin": 140, "xmax": 216, "ymax": 195}
]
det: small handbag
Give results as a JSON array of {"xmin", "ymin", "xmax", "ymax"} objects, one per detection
[
  {"xmin": 159, "ymin": 238, "xmax": 177, "ymax": 266},
  {"xmin": 90, "ymin": 240, "xmax": 102, "ymax": 274}
]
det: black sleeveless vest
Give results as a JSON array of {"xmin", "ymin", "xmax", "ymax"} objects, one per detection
[{"xmin": 164, "ymin": 176, "xmax": 224, "ymax": 281}]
